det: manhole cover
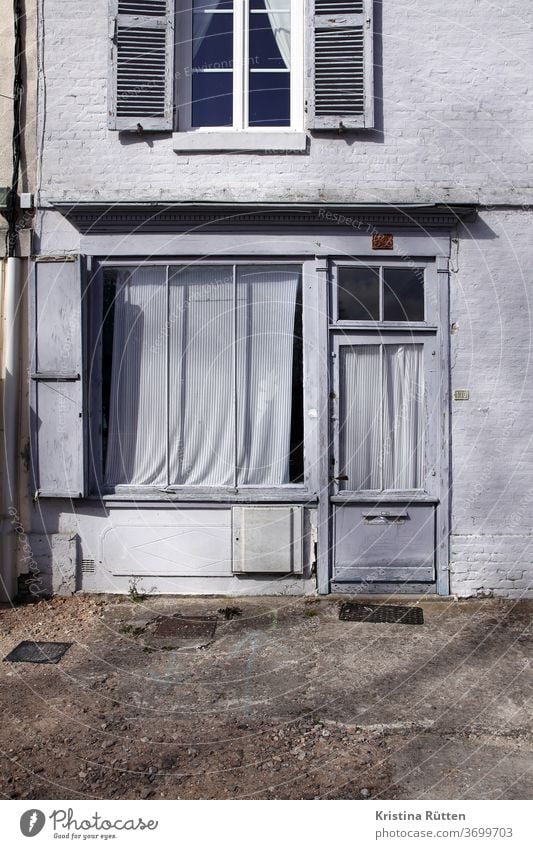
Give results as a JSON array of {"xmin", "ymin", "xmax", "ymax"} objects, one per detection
[
  {"xmin": 339, "ymin": 602, "xmax": 424, "ymax": 626},
  {"xmin": 3, "ymin": 641, "xmax": 73, "ymax": 664},
  {"xmin": 151, "ymin": 615, "xmax": 217, "ymax": 640}
]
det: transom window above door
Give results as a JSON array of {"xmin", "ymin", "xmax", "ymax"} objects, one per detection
[
  {"xmin": 332, "ymin": 263, "xmax": 432, "ymax": 325},
  {"xmin": 176, "ymin": 0, "xmax": 304, "ymax": 131}
]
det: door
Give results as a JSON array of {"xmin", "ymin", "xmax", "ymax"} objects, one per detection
[{"xmin": 328, "ymin": 261, "xmax": 444, "ymax": 590}]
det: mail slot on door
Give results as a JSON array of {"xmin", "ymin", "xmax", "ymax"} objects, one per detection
[
  {"xmin": 363, "ymin": 511, "xmax": 409, "ymax": 525},
  {"xmin": 334, "ymin": 502, "xmax": 436, "ymax": 582}
]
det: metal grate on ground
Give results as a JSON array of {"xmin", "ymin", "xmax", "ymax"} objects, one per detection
[
  {"xmin": 339, "ymin": 602, "xmax": 424, "ymax": 625},
  {"xmin": 3, "ymin": 640, "xmax": 73, "ymax": 664}
]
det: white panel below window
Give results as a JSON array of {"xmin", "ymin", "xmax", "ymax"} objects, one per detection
[{"xmin": 100, "ymin": 511, "xmax": 232, "ymax": 577}]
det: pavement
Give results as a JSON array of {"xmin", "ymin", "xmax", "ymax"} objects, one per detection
[{"xmin": 0, "ymin": 594, "xmax": 531, "ymax": 799}]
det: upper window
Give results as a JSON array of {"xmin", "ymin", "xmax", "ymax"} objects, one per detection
[
  {"xmin": 177, "ymin": 0, "xmax": 302, "ymax": 131},
  {"xmin": 108, "ymin": 0, "xmax": 374, "ymax": 134}
]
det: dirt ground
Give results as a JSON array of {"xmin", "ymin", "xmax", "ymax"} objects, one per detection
[{"xmin": 0, "ymin": 594, "xmax": 531, "ymax": 800}]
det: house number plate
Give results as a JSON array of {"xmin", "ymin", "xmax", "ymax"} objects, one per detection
[{"xmin": 454, "ymin": 389, "xmax": 470, "ymax": 400}]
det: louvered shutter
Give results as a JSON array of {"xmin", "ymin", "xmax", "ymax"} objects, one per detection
[
  {"xmin": 30, "ymin": 258, "xmax": 86, "ymax": 497},
  {"xmin": 109, "ymin": 0, "xmax": 175, "ymax": 130},
  {"xmin": 309, "ymin": 0, "xmax": 374, "ymax": 130}
]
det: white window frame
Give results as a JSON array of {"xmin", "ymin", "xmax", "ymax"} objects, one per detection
[{"xmin": 174, "ymin": 0, "xmax": 305, "ymax": 151}]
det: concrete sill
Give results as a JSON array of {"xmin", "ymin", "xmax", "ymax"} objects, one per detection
[{"xmin": 172, "ymin": 132, "xmax": 307, "ymax": 153}]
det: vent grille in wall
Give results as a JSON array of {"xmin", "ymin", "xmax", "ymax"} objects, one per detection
[{"xmin": 81, "ymin": 559, "xmax": 96, "ymax": 574}]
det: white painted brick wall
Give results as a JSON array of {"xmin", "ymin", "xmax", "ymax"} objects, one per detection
[
  {"xmin": 450, "ymin": 209, "xmax": 533, "ymax": 597},
  {"xmin": 34, "ymin": 1, "xmax": 533, "ymax": 597},
  {"xmin": 38, "ymin": 0, "xmax": 533, "ymax": 204}
]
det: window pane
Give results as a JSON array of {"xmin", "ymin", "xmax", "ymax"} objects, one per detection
[
  {"xmin": 192, "ymin": 72, "xmax": 233, "ymax": 126},
  {"xmin": 236, "ymin": 266, "xmax": 302, "ymax": 485},
  {"xmin": 103, "ymin": 268, "xmax": 168, "ymax": 487},
  {"xmin": 383, "ymin": 268, "xmax": 425, "ymax": 321},
  {"xmin": 192, "ymin": 1, "xmax": 233, "ymax": 68},
  {"xmin": 249, "ymin": 71, "xmax": 290, "ymax": 126},
  {"xmin": 168, "ymin": 266, "xmax": 235, "ymax": 486},
  {"xmin": 249, "ymin": 6, "xmax": 290, "ymax": 69},
  {"xmin": 340, "ymin": 346, "xmax": 381, "ymax": 490},
  {"xmin": 248, "ymin": 0, "xmax": 290, "ymax": 127},
  {"xmin": 338, "ymin": 266, "xmax": 380, "ymax": 321},
  {"xmin": 191, "ymin": 0, "xmax": 233, "ymax": 126},
  {"xmin": 383, "ymin": 345, "xmax": 424, "ymax": 489}
]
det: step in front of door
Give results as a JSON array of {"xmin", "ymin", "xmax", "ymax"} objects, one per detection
[{"xmin": 333, "ymin": 502, "xmax": 436, "ymax": 583}]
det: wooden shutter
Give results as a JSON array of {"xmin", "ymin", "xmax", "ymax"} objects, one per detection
[
  {"xmin": 109, "ymin": 0, "xmax": 175, "ymax": 130},
  {"xmin": 30, "ymin": 258, "xmax": 85, "ymax": 497},
  {"xmin": 308, "ymin": 0, "xmax": 374, "ymax": 130}
]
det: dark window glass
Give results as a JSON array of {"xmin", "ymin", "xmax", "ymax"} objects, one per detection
[
  {"xmin": 383, "ymin": 268, "xmax": 425, "ymax": 322},
  {"xmin": 338, "ymin": 266, "xmax": 380, "ymax": 321},
  {"xmin": 290, "ymin": 280, "xmax": 304, "ymax": 483},
  {"xmin": 191, "ymin": 0, "xmax": 233, "ymax": 126},
  {"xmin": 249, "ymin": 8, "xmax": 287, "ymax": 69},
  {"xmin": 192, "ymin": 7, "xmax": 233, "ymax": 69},
  {"xmin": 192, "ymin": 72, "xmax": 233, "ymax": 126},
  {"xmin": 249, "ymin": 71, "xmax": 290, "ymax": 126}
]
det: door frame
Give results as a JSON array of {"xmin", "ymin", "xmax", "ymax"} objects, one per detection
[{"xmin": 317, "ymin": 254, "xmax": 451, "ymax": 596}]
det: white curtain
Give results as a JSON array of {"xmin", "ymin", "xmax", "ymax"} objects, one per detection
[
  {"xmin": 192, "ymin": 2, "xmax": 215, "ymax": 61},
  {"xmin": 236, "ymin": 267, "xmax": 299, "ymax": 485},
  {"xmin": 104, "ymin": 264, "xmax": 299, "ymax": 488},
  {"xmin": 340, "ymin": 346, "xmax": 381, "ymax": 491},
  {"xmin": 104, "ymin": 268, "xmax": 167, "ymax": 487},
  {"xmin": 263, "ymin": 0, "xmax": 291, "ymax": 69},
  {"xmin": 383, "ymin": 345, "xmax": 424, "ymax": 490},
  {"xmin": 168, "ymin": 266, "xmax": 235, "ymax": 486}
]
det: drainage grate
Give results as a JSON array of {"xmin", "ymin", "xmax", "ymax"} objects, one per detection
[
  {"xmin": 339, "ymin": 602, "xmax": 424, "ymax": 626},
  {"xmin": 151, "ymin": 615, "xmax": 217, "ymax": 640},
  {"xmin": 3, "ymin": 641, "xmax": 73, "ymax": 664}
]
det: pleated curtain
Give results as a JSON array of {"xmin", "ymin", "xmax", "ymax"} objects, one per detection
[
  {"xmin": 340, "ymin": 346, "xmax": 381, "ymax": 490},
  {"xmin": 104, "ymin": 265, "xmax": 299, "ymax": 488},
  {"xmin": 339, "ymin": 343, "xmax": 424, "ymax": 492},
  {"xmin": 383, "ymin": 344, "xmax": 424, "ymax": 490},
  {"xmin": 104, "ymin": 268, "xmax": 167, "ymax": 486},
  {"xmin": 236, "ymin": 267, "xmax": 299, "ymax": 485}
]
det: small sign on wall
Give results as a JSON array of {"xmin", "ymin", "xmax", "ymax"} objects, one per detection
[
  {"xmin": 454, "ymin": 389, "xmax": 470, "ymax": 401},
  {"xmin": 372, "ymin": 233, "xmax": 393, "ymax": 250}
]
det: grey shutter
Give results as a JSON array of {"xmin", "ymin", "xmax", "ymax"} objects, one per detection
[
  {"xmin": 308, "ymin": 0, "xmax": 374, "ymax": 130},
  {"xmin": 30, "ymin": 258, "xmax": 85, "ymax": 497},
  {"xmin": 109, "ymin": 0, "xmax": 175, "ymax": 130}
]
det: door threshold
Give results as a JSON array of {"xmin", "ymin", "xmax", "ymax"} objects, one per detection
[{"xmin": 329, "ymin": 582, "xmax": 439, "ymax": 597}]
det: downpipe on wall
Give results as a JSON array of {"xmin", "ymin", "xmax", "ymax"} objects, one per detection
[
  {"xmin": 1, "ymin": 256, "xmax": 21, "ymax": 601},
  {"xmin": 1, "ymin": 0, "xmax": 24, "ymax": 601}
]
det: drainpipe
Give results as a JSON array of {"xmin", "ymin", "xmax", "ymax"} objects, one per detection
[
  {"xmin": 1, "ymin": 256, "xmax": 21, "ymax": 601},
  {"xmin": 1, "ymin": 0, "xmax": 23, "ymax": 601}
]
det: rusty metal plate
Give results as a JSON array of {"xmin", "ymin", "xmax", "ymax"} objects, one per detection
[
  {"xmin": 3, "ymin": 641, "xmax": 73, "ymax": 664},
  {"xmin": 339, "ymin": 602, "xmax": 424, "ymax": 626}
]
